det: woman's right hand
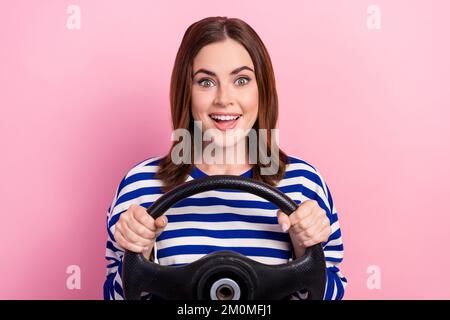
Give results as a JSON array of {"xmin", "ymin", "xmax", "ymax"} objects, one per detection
[{"xmin": 114, "ymin": 204, "xmax": 168, "ymax": 260}]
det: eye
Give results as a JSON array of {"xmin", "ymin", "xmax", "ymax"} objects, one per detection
[
  {"xmin": 235, "ymin": 76, "xmax": 250, "ymax": 86},
  {"xmin": 197, "ymin": 78, "xmax": 215, "ymax": 88}
]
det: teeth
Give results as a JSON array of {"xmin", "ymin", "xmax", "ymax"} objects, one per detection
[{"xmin": 210, "ymin": 114, "xmax": 240, "ymax": 121}]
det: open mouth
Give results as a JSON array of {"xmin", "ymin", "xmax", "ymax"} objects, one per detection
[
  {"xmin": 208, "ymin": 113, "xmax": 242, "ymax": 131},
  {"xmin": 209, "ymin": 113, "xmax": 242, "ymax": 122}
]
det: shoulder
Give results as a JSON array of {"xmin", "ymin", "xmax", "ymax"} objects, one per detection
[
  {"xmin": 284, "ymin": 155, "xmax": 324, "ymax": 182},
  {"xmin": 123, "ymin": 155, "xmax": 164, "ymax": 180},
  {"xmin": 116, "ymin": 155, "xmax": 164, "ymax": 192},
  {"xmin": 283, "ymin": 155, "xmax": 332, "ymax": 210},
  {"xmin": 108, "ymin": 155, "xmax": 165, "ymax": 213}
]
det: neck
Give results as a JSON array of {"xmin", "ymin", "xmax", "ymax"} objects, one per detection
[
  {"xmin": 195, "ymin": 162, "xmax": 253, "ymax": 176},
  {"xmin": 195, "ymin": 139, "xmax": 252, "ymax": 175}
]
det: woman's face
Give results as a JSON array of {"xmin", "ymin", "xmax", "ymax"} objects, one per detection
[{"xmin": 191, "ymin": 38, "xmax": 259, "ymax": 148}]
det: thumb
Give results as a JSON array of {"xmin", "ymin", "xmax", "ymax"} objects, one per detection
[
  {"xmin": 154, "ymin": 215, "xmax": 168, "ymax": 229},
  {"xmin": 277, "ymin": 210, "xmax": 291, "ymax": 232}
]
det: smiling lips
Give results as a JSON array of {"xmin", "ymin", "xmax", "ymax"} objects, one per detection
[{"xmin": 209, "ymin": 113, "xmax": 242, "ymax": 131}]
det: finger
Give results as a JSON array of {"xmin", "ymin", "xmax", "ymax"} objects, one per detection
[
  {"xmin": 127, "ymin": 216, "xmax": 155, "ymax": 239},
  {"xmin": 277, "ymin": 210, "xmax": 291, "ymax": 232},
  {"xmin": 290, "ymin": 212, "xmax": 318, "ymax": 233},
  {"xmin": 122, "ymin": 220, "xmax": 155, "ymax": 246},
  {"xmin": 154, "ymin": 215, "xmax": 168, "ymax": 229},
  {"xmin": 115, "ymin": 229, "xmax": 147, "ymax": 253},
  {"xmin": 301, "ymin": 199, "xmax": 321, "ymax": 212},
  {"xmin": 303, "ymin": 228, "xmax": 331, "ymax": 247},
  {"xmin": 306, "ymin": 214, "xmax": 331, "ymax": 236},
  {"xmin": 155, "ymin": 227, "xmax": 165, "ymax": 239},
  {"xmin": 291, "ymin": 201, "xmax": 326, "ymax": 231},
  {"xmin": 318, "ymin": 217, "xmax": 332, "ymax": 237},
  {"xmin": 297, "ymin": 221, "xmax": 325, "ymax": 244},
  {"xmin": 132, "ymin": 206, "xmax": 155, "ymax": 231},
  {"xmin": 291, "ymin": 199, "xmax": 314, "ymax": 221},
  {"xmin": 142, "ymin": 246, "xmax": 154, "ymax": 260}
]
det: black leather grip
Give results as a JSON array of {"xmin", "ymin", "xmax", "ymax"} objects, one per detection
[{"xmin": 147, "ymin": 175, "xmax": 298, "ymax": 218}]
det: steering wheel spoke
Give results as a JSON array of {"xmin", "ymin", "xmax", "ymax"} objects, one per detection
[
  {"xmin": 252, "ymin": 244, "xmax": 327, "ymax": 299},
  {"xmin": 123, "ymin": 251, "xmax": 198, "ymax": 299}
]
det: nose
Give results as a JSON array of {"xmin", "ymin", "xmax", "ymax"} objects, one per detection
[{"xmin": 214, "ymin": 84, "xmax": 234, "ymax": 107}]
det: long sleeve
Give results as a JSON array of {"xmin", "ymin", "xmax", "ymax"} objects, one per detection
[
  {"xmin": 103, "ymin": 175, "xmax": 126, "ymax": 300},
  {"xmin": 287, "ymin": 165, "xmax": 347, "ymax": 300},
  {"xmin": 103, "ymin": 177, "xmax": 154, "ymax": 300},
  {"xmin": 103, "ymin": 205, "xmax": 126, "ymax": 300},
  {"xmin": 103, "ymin": 156, "xmax": 347, "ymax": 300},
  {"xmin": 308, "ymin": 169, "xmax": 347, "ymax": 300}
]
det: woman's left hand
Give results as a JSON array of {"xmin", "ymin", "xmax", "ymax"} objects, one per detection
[{"xmin": 277, "ymin": 199, "xmax": 332, "ymax": 258}]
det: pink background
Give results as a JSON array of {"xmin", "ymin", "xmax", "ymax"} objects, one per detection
[{"xmin": 1, "ymin": 0, "xmax": 449, "ymax": 299}]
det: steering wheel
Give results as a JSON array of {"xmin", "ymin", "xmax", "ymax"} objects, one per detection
[{"xmin": 122, "ymin": 175, "xmax": 326, "ymax": 300}]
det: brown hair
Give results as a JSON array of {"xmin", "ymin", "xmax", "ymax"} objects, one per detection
[{"xmin": 156, "ymin": 16, "xmax": 288, "ymax": 192}]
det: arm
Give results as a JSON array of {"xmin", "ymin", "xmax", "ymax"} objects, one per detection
[
  {"xmin": 307, "ymin": 175, "xmax": 347, "ymax": 300},
  {"xmin": 103, "ymin": 205, "xmax": 126, "ymax": 300},
  {"xmin": 103, "ymin": 179, "xmax": 155, "ymax": 300},
  {"xmin": 283, "ymin": 170, "xmax": 347, "ymax": 300}
]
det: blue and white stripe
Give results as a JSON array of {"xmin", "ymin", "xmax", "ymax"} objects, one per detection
[{"xmin": 104, "ymin": 155, "xmax": 347, "ymax": 300}]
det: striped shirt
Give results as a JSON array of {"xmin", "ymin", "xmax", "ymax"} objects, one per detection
[{"xmin": 103, "ymin": 155, "xmax": 347, "ymax": 300}]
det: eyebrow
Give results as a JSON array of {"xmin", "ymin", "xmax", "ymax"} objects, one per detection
[{"xmin": 193, "ymin": 66, "xmax": 254, "ymax": 77}]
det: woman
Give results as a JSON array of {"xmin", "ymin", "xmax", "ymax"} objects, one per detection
[{"xmin": 104, "ymin": 16, "xmax": 347, "ymax": 300}]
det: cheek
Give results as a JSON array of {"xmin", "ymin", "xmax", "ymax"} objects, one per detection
[
  {"xmin": 191, "ymin": 91, "xmax": 212, "ymax": 119},
  {"xmin": 240, "ymin": 86, "xmax": 259, "ymax": 115}
]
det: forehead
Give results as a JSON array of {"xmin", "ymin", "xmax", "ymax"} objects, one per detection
[{"xmin": 193, "ymin": 38, "xmax": 254, "ymax": 73}]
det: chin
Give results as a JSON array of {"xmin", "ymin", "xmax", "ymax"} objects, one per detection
[{"xmin": 209, "ymin": 130, "xmax": 248, "ymax": 149}]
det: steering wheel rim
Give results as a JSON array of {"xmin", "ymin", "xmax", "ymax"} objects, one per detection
[{"xmin": 122, "ymin": 175, "xmax": 326, "ymax": 300}]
